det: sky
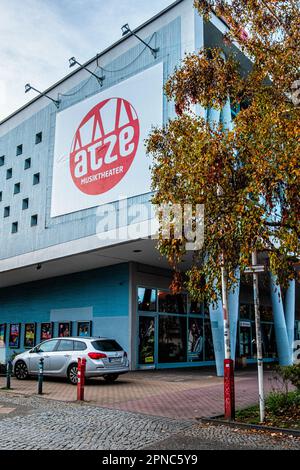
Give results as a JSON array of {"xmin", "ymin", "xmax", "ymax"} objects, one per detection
[{"xmin": 0, "ymin": 0, "xmax": 173, "ymax": 120}]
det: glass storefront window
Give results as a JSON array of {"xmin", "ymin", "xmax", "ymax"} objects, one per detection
[
  {"xmin": 296, "ymin": 321, "xmax": 300, "ymax": 341},
  {"xmin": 158, "ymin": 291, "xmax": 187, "ymax": 314},
  {"xmin": 261, "ymin": 323, "xmax": 277, "ymax": 358},
  {"xmin": 204, "ymin": 318, "xmax": 215, "ymax": 361},
  {"xmin": 188, "ymin": 318, "xmax": 204, "ymax": 362},
  {"xmin": 189, "ymin": 300, "xmax": 204, "ymax": 314},
  {"xmin": 251, "ymin": 322, "xmax": 277, "ymax": 359},
  {"xmin": 158, "ymin": 316, "xmax": 187, "ymax": 363},
  {"xmin": 239, "ymin": 321, "xmax": 252, "ymax": 358},
  {"xmin": 240, "ymin": 304, "xmax": 254, "ymax": 320},
  {"xmin": 138, "ymin": 316, "xmax": 155, "ymax": 365},
  {"xmin": 260, "ymin": 306, "xmax": 273, "ymax": 322},
  {"xmin": 138, "ymin": 288, "xmax": 157, "ymax": 312}
]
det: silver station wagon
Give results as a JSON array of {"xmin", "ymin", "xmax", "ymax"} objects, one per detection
[{"xmin": 12, "ymin": 337, "xmax": 129, "ymax": 384}]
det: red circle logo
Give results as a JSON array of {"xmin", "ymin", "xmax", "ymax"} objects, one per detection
[{"xmin": 70, "ymin": 97, "xmax": 140, "ymax": 195}]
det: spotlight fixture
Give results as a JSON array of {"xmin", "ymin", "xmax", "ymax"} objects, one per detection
[
  {"xmin": 25, "ymin": 84, "xmax": 60, "ymax": 108},
  {"xmin": 121, "ymin": 23, "xmax": 159, "ymax": 58},
  {"xmin": 68, "ymin": 56, "xmax": 105, "ymax": 86},
  {"xmin": 121, "ymin": 24, "xmax": 131, "ymax": 36}
]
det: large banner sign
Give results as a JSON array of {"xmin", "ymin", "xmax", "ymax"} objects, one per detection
[{"xmin": 51, "ymin": 63, "xmax": 163, "ymax": 217}]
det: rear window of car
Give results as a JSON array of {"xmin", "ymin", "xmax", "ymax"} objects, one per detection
[{"xmin": 92, "ymin": 340, "xmax": 122, "ymax": 352}]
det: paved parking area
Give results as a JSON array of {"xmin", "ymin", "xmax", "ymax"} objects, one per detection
[
  {"xmin": 0, "ymin": 368, "xmax": 282, "ymax": 420},
  {"xmin": 0, "ymin": 393, "xmax": 298, "ymax": 450}
]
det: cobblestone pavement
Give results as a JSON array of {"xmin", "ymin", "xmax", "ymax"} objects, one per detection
[
  {"xmin": 0, "ymin": 392, "xmax": 299, "ymax": 450},
  {"xmin": 0, "ymin": 369, "xmax": 282, "ymax": 420}
]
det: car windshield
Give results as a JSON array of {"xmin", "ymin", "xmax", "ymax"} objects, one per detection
[{"xmin": 92, "ymin": 340, "xmax": 122, "ymax": 352}]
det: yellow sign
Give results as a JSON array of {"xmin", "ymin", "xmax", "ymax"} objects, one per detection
[{"xmin": 145, "ymin": 356, "xmax": 154, "ymax": 363}]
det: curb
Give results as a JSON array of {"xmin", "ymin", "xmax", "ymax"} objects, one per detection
[{"xmin": 196, "ymin": 417, "xmax": 300, "ymax": 438}]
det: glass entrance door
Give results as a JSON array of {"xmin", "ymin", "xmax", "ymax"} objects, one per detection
[
  {"xmin": 138, "ymin": 316, "xmax": 157, "ymax": 368},
  {"xmin": 239, "ymin": 323, "xmax": 252, "ymax": 357}
]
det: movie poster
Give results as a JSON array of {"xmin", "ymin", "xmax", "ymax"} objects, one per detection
[
  {"xmin": 9, "ymin": 324, "xmax": 21, "ymax": 348},
  {"xmin": 77, "ymin": 321, "xmax": 91, "ymax": 337},
  {"xmin": 58, "ymin": 322, "xmax": 71, "ymax": 337},
  {"xmin": 40, "ymin": 323, "xmax": 53, "ymax": 341},
  {"xmin": 138, "ymin": 317, "xmax": 155, "ymax": 365},
  {"xmin": 188, "ymin": 318, "xmax": 204, "ymax": 362},
  {"xmin": 24, "ymin": 323, "xmax": 36, "ymax": 348},
  {"xmin": 0, "ymin": 324, "xmax": 6, "ymax": 346}
]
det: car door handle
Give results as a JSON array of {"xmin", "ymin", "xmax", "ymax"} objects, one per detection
[
  {"xmin": 44, "ymin": 355, "xmax": 50, "ymax": 358},
  {"xmin": 64, "ymin": 354, "xmax": 71, "ymax": 357}
]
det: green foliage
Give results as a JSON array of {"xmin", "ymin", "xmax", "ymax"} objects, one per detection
[
  {"xmin": 146, "ymin": 1, "xmax": 300, "ymax": 301},
  {"xmin": 275, "ymin": 364, "xmax": 300, "ymax": 391},
  {"xmin": 266, "ymin": 390, "xmax": 300, "ymax": 415},
  {"xmin": 236, "ymin": 390, "xmax": 300, "ymax": 428}
]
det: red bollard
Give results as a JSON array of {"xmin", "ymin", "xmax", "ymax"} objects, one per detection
[
  {"xmin": 77, "ymin": 357, "xmax": 86, "ymax": 401},
  {"xmin": 224, "ymin": 358, "xmax": 235, "ymax": 421}
]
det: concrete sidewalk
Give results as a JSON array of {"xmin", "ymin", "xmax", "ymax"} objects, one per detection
[{"xmin": 0, "ymin": 367, "xmax": 281, "ymax": 420}]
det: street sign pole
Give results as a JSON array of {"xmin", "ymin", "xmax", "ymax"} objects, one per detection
[{"xmin": 250, "ymin": 252, "xmax": 265, "ymax": 423}]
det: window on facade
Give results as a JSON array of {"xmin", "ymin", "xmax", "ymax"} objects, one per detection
[
  {"xmin": 0, "ymin": 191, "xmax": 2, "ymax": 202},
  {"xmin": 239, "ymin": 304, "xmax": 254, "ymax": 320},
  {"xmin": 14, "ymin": 183, "xmax": 21, "ymax": 195},
  {"xmin": 239, "ymin": 322, "xmax": 252, "ymax": 358},
  {"xmin": 33, "ymin": 173, "xmax": 40, "ymax": 185},
  {"xmin": 138, "ymin": 317, "xmax": 155, "ymax": 365},
  {"xmin": 22, "ymin": 198, "xmax": 29, "ymax": 210},
  {"xmin": 24, "ymin": 158, "xmax": 31, "ymax": 170},
  {"xmin": 0, "ymin": 155, "xmax": 4, "ymax": 166},
  {"xmin": 260, "ymin": 306, "xmax": 273, "ymax": 322},
  {"xmin": 158, "ymin": 316, "xmax": 187, "ymax": 363},
  {"xmin": 138, "ymin": 288, "xmax": 157, "ymax": 311},
  {"xmin": 204, "ymin": 317, "xmax": 215, "ymax": 361},
  {"xmin": 158, "ymin": 291, "xmax": 187, "ymax": 314},
  {"xmin": 189, "ymin": 300, "xmax": 209, "ymax": 315},
  {"xmin": 6, "ymin": 168, "xmax": 12, "ymax": 179},
  {"xmin": 188, "ymin": 317, "xmax": 204, "ymax": 362},
  {"xmin": 4, "ymin": 206, "xmax": 10, "ymax": 218},
  {"xmin": 11, "ymin": 222, "xmax": 18, "ymax": 233},
  {"xmin": 16, "ymin": 144, "xmax": 23, "ymax": 156},
  {"xmin": 31, "ymin": 214, "xmax": 38, "ymax": 226},
  {"xmin": 35, "ymin": 132, "xmax": 42, "ymax": 144}
]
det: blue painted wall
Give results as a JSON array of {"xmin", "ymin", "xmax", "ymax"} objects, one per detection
[{"xmin": 0, "ymin": 263, "xmax": 129, "ymax": 359}]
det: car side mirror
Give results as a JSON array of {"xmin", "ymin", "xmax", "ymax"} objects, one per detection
[{"xmin": 30, "ymin": 347, "xmax": 39, "ymax": 354}]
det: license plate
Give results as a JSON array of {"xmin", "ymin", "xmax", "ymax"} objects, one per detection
[{"xmin": 109, "ymin": 357, "xmax": 121, "ymax": 363}]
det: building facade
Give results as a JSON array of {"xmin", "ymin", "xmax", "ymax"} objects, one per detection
[{"xmin": 0, "ymin": 0, "xmax": 299, "ymax": 374}]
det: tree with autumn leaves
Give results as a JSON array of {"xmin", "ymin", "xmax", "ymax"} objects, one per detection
[{"xmin": 146, "ymin": 0, "xmax": 300, "ymax": 308}]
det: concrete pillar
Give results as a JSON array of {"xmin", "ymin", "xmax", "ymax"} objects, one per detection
[
  {"xmin": 269, "ymin": 273, "xmax": 292, "ymax": 365},
  {"xmin": 209, "ymin": 298, "xmax": 225, "ymax": 376},
  {"xmin": 208, "ymin": 102, "xmax": 238, "ymax": 377},
  {"xmin": 207, "ymin": 107, "xmax": 221, "ymax": 128},
  {"xmin": 285, "ymin": 279, "xmax": 296, "ymax": 362},
  {"xmin": 221, "ymin": 97, "xmax": 233, "ymax": 132},
  {"xmin": 209, "ymin": 277, "xmax": 240, "ymax": 377}
]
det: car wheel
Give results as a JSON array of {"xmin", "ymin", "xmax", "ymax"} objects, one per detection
[
  {"xmin": 103, "ymin": 374, "xmax": 119, "ymax": 383},
  {"xmin": 14, "ymin": 361, "xmax": 29, "ymax": 380},
  {"xmin": 67, "ymin": 364, "xmax": 78, "ymax": 385}
]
